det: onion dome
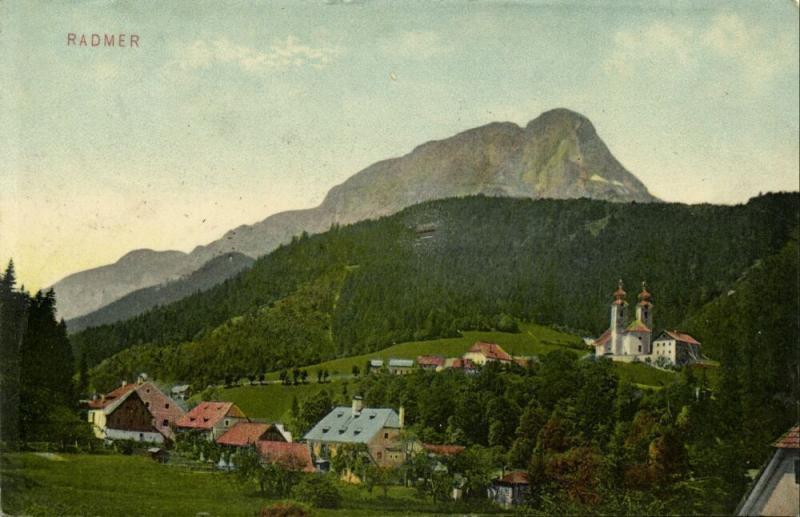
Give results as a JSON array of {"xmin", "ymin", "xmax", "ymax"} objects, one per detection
[
  {"xmin": 637, "ymin": 281, "xmax": 652, "ymax": 306},
  {"xmin": 612, "ymin": 279, "xmax": 627, "ymax": 305}
]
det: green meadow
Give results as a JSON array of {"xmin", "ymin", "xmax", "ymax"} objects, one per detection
[
  {"xmin": 210, "ymin": 323, "xmax": 692, "ymax": 422},
  {"xmin": 0, "ymin": 452, "xmax": 503, "ymax": 516}
]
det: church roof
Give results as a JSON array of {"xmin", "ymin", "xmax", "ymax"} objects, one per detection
[
  {"xmin": 625, "ymin": 320, "xmax": 651, "ymax": 333},
  {"xmin": 593, "ymin": 329, "xmax": 611, "ymax": 347}
]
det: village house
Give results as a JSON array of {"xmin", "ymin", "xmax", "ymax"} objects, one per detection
[
  {"xmin": 388, "ymin": 358, "xmax": 414, "ymax": 375},
  {"xmin": 737, "ymin": 425, "xmax": 799, "ymax": 516},
  {"xmin": 257, "ymin": 441, "xmax": 316, "ymax": 473},
  {"xmin": 304, "ymin": 396, "xmax": 406, "ymax": 471},
  {"xmin": 368, "ymin": 359, "xmax": 384, "ymax": 372},
  {"xmin": 215, "ymin": 421, "xmax": 290, "ymax": 448},
  {"xmin": 488, "ymin": 471, "xmax": 530, "ymax": 508},
  {"xmin": 592, "ymin": 281, "xmax": 702, "ymax": 366},
  {"xmin": 87, "ymin": 389, "xmax": 165, "ymax": 443},
  {"xmin": 175, "ymin": 401, "xmax": 247, "ymax": 440},
  {"xmin": 416, "ymin": 355, "xmax": 445, "ymax": 371},
  {"xmin": 86, "ymin": 376, "xmax": 185, "ymax": 443},
  {"xmin": 463, "ymin": 342, "xmax": 512, "ymax": 365}
]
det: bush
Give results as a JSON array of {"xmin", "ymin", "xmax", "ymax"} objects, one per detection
[
  {"xmin": 291, "ymin": 475, "xmax": 341, "ymax": 509},
  {"xmin": 259, "ymin": 502, "xmax": 310, "ymax": 517}
]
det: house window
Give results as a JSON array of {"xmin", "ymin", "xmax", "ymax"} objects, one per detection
[
  {"xmin": 384, "ymin": 433, "xmax": 388, "ymax": 439},
  {"xmin": 638, "ymin": 345, "xmax": 641, "ymax": 352},
  {"xmin": 377, "ymin": 452, "xmax": 382, "ymax": 460},
  {"xmin": 162, "ymin": 419, "xmax": 169, "ymax": 427},
  {"xmin": 139, "ymin": 433, "xmax": 144, "ymax": 441},
  {"xmin": 165, "ymin": 403, "xmax": 169, "ymax": 409},
  {"xmin": 225, "ymin": 420, "xmax": 230, "ymax": 426}
]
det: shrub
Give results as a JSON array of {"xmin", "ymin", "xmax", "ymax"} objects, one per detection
[
  {"xmin": 259, "ymin": 502, "xmax": 310, "ymax": 517},
  {"xmin": 291, "ymin": 475, "xmax": 342, "ymax": 509}
]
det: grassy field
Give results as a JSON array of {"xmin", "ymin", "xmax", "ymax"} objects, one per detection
[
  {"xmin": 612, "ymin": 361, "xmax": 677, "ymax": 388},
  {"xmin": 0, "ymin": 452, "xmax": 503, "ymax": 516},
  {"xmin": 215, "ymin": 323, "xmax": 582, "ymax": 421},
  {"xmin": 212, "ymin": 323, "xmax": 693, "ymax": 421},
  {"xmin": 265, "ymin": 322, "xmax": 583, "ymax": 380},
  {"xmin": 219, "ymin": 381, "xmax": 348, "ymax": 423}
]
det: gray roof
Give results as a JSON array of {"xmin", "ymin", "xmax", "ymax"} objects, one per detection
[
  {"xmin": 369, "ymin": 359, "xmax": 384, "ymax": 367},
  {"xmin": 303, "ymin": 406, "xmax": 400, "ymax": 444},
  {"xmin": 388, "ymin": 358, "xmax": 414, "ymax": 368}
]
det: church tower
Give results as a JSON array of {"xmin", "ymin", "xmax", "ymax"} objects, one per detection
[
  {"xmin": 609, "ymin": 280, "xmax": 627, "ymax": 355},
  {"xmin": 636, "ymin": 281, "xmax": 653, "ymax": 329}
]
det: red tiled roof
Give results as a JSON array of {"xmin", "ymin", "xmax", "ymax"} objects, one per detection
[
  {"xmin": 216, "ymin": 422, "xmax": 271, "ymax": 447},
  {"xmin": 86, "ymin": 383, "xmax": 137, "ymax": 409},
  {"xmin": 468, "ymin": 342, "xmax": 512, "ymax": 362},
  {"xmin": 217, "ymin": 422, "xmax": 272, "ymax": 447},
  {"xmin": 423, "ymin": 443, "xmax": 465, "ymax": 456},
  {"xmin": 176, "ymin": 401, "xmax": 244, "ymax": 430},
  {"xmin": 497, "ymin": 471, "xmax": 529, "ymax": 485},
  {"xmin": 664, "ymin": 330, "xmax": 701, "ymax": 346},
  {"xmin": 257, "ymin": 441, "xmax": 315, "ymax": 472},
  {"xmin": 774, "ymin": 426, "xmax": 799, "ymax": 449},
  {"xmin": 593, "ymin": 329, "xmax": 611, "ymax": 347},
  {"xmin": 417, "ymin": 355, "xmax": 445, "ymax": 367}
]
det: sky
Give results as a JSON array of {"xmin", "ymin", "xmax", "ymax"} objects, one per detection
[{"xmin": 1, "ymin": 0, "xmax": 798, "ymax": 292}]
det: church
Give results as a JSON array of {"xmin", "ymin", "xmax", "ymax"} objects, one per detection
[{"xmin": 592, "ymin": 281, "xmax": 702, "ymax": 366}]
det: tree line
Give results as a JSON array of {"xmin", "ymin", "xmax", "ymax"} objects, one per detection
[{"xmin": 0, "ymin": 261, "xmax": 90, "ymax": 447}]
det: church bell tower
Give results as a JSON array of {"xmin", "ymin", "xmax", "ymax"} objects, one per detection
[{"xmin": 609, "ymin": 280, "xmax": 627, "ymax": 355}]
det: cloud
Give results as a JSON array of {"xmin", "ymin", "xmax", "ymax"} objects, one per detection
[
  {"xmin": 604, "ymin": 13, "xmax": 793, "ymax": 91},
  {"xmin": 382, "ymin": 31, "xmax": 452, "ymax": 60},
  {"xmin": 175, "ymin": 36, "xmax": 342, "ymax": 73}
]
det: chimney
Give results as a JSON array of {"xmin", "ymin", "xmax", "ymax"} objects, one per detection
[
  {"xmin": 352, "ymin": 396, "xmax": 363, "ymax": 416},
  {"xmin": 121, "ymin": 380, "xmax": 127, "ymax": 388},
  {"xmin": 399, "ymin": 406, "xmax": 405, "ymax": 428}
]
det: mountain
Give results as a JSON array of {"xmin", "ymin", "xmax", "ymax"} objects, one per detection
[
  {"xmin": 71, "ymin": 192, "xmax": 799, "ymax": 390},
  {"xmin": 52, "ymin": 108, "xmax": 657, "ymax": 320},
  {"xmin": 65, "ymin": 252, "xmax": 254, "ymax": 333}
]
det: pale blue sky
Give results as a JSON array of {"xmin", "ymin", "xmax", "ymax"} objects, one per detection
[{"xmin": 1, "ymin": 0, "xmax": 798, "ymax": 290}]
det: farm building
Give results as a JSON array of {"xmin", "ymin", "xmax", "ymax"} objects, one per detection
[
  {"xmin": 175, "ymin": 401, "xmax": 247, "ymax": 440},
  {"xmin": 388, "ymin": 358, "xmax": 414, "ymax": 375},
  {"xmin": 86, "ymin": 378, "xmax": 185, "ymax": 443},
  {"xmin": 463, "ymin": 342, "xmax": 512, "ymax": 365},
  {"xmin": 416, "ymin": 355, "xmax": 445, "ymax": 370}
]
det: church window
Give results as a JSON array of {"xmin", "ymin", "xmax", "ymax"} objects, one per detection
[{"xmin": 638, "ymin": 345, "xmax": 641, "ymax": 352}]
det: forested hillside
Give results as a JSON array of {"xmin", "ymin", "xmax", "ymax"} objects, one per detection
[
  {"xmin": 683, "ymin": 231, "xmax": 799, "ymax": 468},
  {"xmin": 74, "ymin": 193, "xmax": 799, "ymax": 390},
  {"xmin": 66, "ymin": 252, "xmax": 254, "ymax": 333}
]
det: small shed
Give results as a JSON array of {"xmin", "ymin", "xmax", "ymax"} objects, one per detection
[
  {"xmin": 147, "ymin": 447, "xmax": 169, "ymax": 463},
  {"xmin": 488, "ymin": 471, "xmax": 529, "ymax": 508}
]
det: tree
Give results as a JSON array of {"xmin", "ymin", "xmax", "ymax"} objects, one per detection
[
  {"xmin": 351, "ymin": 365, "xmax": 360, "ymax": 377},
  {"xmin": 292, "ymin": 476, "xmax": 341, "ymax": 509},
  {"xmin": 316, "ymin": 370, "xmax": 324, "ymax": 383},
  {"xmin": 292, "ymin": 368, "xmax": 300, "ymax": 385},
  {"xmin": 78, "ymin": 352, "xmax": 90, "ymax": 396},
  {"xmin": 300, "ymin": 369, "xmax": 309, "ymax": 384}
]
